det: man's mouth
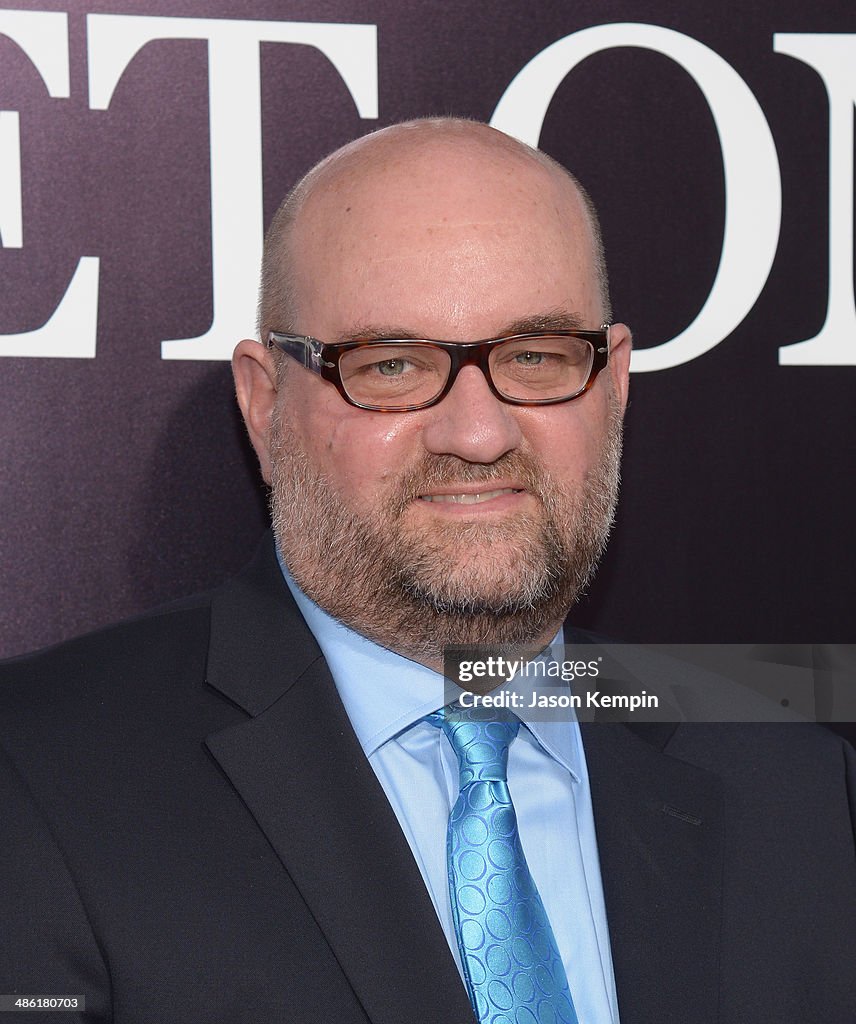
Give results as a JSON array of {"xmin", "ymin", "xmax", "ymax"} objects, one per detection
[{"xmin": 417, "ymin": 487, "xmax": 524, "ymax": 505}]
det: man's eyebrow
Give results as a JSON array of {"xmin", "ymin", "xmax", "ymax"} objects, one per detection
[
  {"xmin": 498, "ymin": 311, "xmax": 588, "ymax": 335},
  {"xmin": 335, "ymin": 311, "xmax": 588, "ymax": 344},
  {"xmin": 334, "ymin": 326, "xmax": 423, "ymax": 343}
]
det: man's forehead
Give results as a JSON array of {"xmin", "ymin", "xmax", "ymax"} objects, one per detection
[
  {"xmin": 281, "ymin": 126, "xmax": 602, "ymax": 335},
  {"xmin": 295, "ymin": 131, "xmax": 585, "ymax": 241}
]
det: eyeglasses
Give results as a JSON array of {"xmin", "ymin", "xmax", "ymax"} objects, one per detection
[{"xmin": 267, "ymin": 326, "xmax": 611, "ymax": 412}]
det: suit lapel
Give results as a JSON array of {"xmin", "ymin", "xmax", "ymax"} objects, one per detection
[
  {"xmin": 581, "ymin": 720, "xmax": 724, "ymax": 1024},
  {"xmin": 204, "ymin": 536, "xmax": 474, "ymax": 1024}
]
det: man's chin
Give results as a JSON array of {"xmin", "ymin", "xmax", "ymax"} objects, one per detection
[
  {"xmin": 394, "ymin": 550, "xmax": 561, "ymax": 617},
  {"xmin": 402, "ymin": 580, "xmax": 545, "ymax": 618}
]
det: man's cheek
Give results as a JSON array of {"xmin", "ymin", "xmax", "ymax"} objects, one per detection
[{"xmin": 549, "ymin": 423, "xmax": 605, "ymax": 475}]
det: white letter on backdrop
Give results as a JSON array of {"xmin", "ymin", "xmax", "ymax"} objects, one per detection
[
  {"xmin": 0, "ymin": 10, "xmax": 99, "ymax": 358},
  {"xmin": 88, "ymin": 15, "xmax": 378, "ymax": 360},
  {"xmin": 491, "ymin": 23, "xmax": 782, "ymax": 372},
  {"xmin": 775, "ymin": 34, "xmax": 856, "ymax": 366}
]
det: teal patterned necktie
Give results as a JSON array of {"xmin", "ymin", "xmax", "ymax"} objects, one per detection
[{"xmin": 429, "ymin": 704, "xmax": 579, "ymax": 1024}]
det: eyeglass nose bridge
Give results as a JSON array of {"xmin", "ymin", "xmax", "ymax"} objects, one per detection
[{"xmin": 436, "ymin": 339, "xmax": 506, "ymax": 404}]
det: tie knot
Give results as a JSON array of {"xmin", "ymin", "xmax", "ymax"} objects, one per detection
[{"xmin": 428, "ymin": 704, "xmax": 520, "ymax": 785}]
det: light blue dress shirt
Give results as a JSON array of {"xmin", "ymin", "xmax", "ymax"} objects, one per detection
[{"xmin": 280, "ymin": 559, "xmax": 621, "ymax": 1024}]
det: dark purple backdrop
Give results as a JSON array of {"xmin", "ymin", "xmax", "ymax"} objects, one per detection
[{"xmin": 2, "ymin": 1, "xmax": 854, "ymax": 748}]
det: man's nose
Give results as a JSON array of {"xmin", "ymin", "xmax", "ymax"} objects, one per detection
[{"xmin": 420, "ymin": 365, "xmax": 524, "ymax": 462}]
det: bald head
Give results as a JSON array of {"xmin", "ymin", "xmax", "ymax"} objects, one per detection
[{"xmin": 257, "ymin": 118, "xmax": 611, "ymax": 344}]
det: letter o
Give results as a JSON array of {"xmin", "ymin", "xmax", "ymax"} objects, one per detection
[{"xmin": 491, "ymin": 23, "xmax": 782, "ymax": 371}]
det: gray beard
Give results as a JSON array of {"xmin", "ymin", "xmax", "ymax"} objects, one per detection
[{"xmin": 269, "ymin": 402, "xmax": 622, "ymax": 664}]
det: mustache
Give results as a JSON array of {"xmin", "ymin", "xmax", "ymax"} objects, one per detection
[{"xmin": 390, "ymin": 451, "xmax": 553, "ymax": 512}]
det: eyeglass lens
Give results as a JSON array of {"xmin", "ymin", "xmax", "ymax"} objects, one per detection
[{"xmin": 338, "ymin": 335, "xmax": 595, "ymax": 409}]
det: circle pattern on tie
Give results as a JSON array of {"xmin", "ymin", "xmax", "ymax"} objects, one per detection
[{"xmin": 432, "ymin": 705, "xmax": 579, "ymax": 1024}]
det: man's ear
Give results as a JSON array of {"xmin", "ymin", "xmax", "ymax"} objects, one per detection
[
  {"xmin": 606, "ymin": 322, "xmax": 632, "ymax": 413},
  {"xmin": 232, "ymin": 339, "xmax": 279, "ymax": 484}
]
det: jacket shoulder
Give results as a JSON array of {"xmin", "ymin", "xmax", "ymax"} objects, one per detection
[{"xmin": 0, "ymin": 597, "xmax": 213, "ymax": 720}]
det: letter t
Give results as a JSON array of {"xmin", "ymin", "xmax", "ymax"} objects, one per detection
[{"xmin": 87, "ymin": 14, "xmax": 378, "ymax": 360}]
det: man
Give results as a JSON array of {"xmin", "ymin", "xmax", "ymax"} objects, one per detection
[{"xmin": 1, "ymin": 119, "xmax": 854, "ymax": 1023}]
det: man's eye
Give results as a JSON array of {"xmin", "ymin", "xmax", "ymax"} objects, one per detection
[
  {"xmin": 515, "ymin": 351, "xmax": 545, "ymax": 366},
  {"xmin": 374, "ymin": 358, "xmax": 411, "ymax": 376}
]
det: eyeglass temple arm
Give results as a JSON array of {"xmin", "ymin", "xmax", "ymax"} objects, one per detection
[
  {"xmin": 268, "ymin": 333, "xmax": 336, "ymax": 371},
  {"xmin": 267, "ymin": 333, "xmax": 306, "ymax": 364}
]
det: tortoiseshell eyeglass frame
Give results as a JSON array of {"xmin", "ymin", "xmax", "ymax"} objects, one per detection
[{"xmin": 267, "ymin": 325, "xmax": 612, "ymax": 412}]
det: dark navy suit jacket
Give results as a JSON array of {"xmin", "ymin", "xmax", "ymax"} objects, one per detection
[{"xmin": 1, "ymin": 534, "xmax": 854, "ymax": 1022}]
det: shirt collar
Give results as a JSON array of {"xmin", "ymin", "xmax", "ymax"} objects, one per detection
[
  {"xmin": 277, "ymin": 548, "xmax": 580, "ymax": 781},
  {"xmin": 504, "ymin": 645, "xmax": 582, "ymax": 781}
]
